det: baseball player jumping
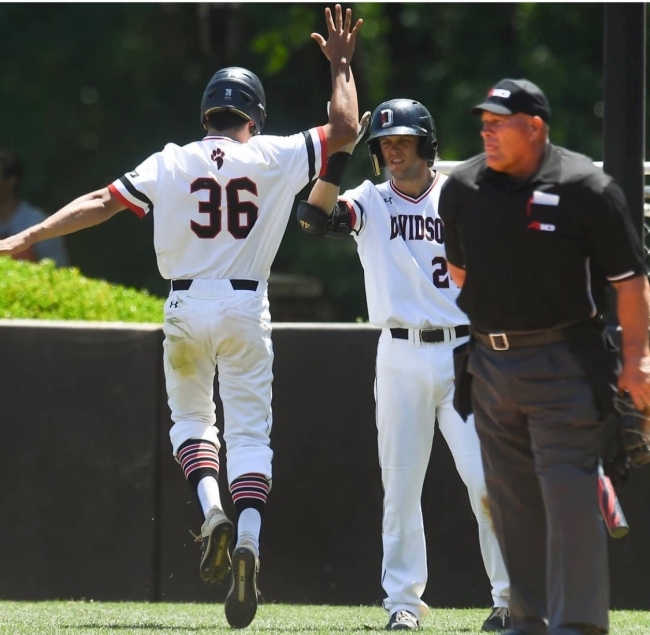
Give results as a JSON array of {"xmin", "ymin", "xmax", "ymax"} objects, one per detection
[
  {"xmin": 0, "ymin": 4, "xmax": 362, "ymax": 629},
  {"xmin": 297, "ymin": 99, "xmax": 511, "ymax": 631}
]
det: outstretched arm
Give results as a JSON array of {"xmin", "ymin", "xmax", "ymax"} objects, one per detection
[{"xmin": 0, "ymin": 187, "xmax": 125, "ymax": 258}]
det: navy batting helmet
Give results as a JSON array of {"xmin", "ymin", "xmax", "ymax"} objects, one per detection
[
  {"xmin": 200, "ymin": 67, "xmax": 267, "ymax": 134},
  {"xmin": 366, "ymin": 99, "xmax": 438, "ymax": 176}
]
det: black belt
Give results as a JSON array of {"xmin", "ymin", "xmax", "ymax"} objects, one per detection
[
  {"xmin": 390, "ymin": 325, "xmax": 470, "ymax": 344},
  {"xmin": 171, "ymin": 279, "xmax": 258, "ymax": 292},
  {"xmin": 473, "ymin": 328, "xmax": 565, "ymax": 351}
]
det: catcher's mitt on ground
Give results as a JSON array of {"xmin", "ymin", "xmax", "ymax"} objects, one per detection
[{"xmin": 614, "ymin": 391, "xmax": 650, "ymax": 468}]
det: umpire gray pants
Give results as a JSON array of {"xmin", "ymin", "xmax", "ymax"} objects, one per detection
[{"xmin": 468, "ymin": 340, "xmax": 608, "ymax": 634}]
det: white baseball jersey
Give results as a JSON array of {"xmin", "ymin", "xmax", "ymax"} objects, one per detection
[
  {"xmin": 108, "ymin": 129, "xmax": 327, "ymax": 281},
  {"xmin": 339, "ymin": 172, "xmax": 468, "ymax": 329}
]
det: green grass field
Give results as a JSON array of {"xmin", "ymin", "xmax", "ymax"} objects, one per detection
[{"xmin": 0, "ymin": 602, "xmax": 647, "ymax": 635}]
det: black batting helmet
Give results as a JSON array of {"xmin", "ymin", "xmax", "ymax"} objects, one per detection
[
  {"xmin": 366, "ymin": 99, "xmax": 438, "ymax": 176},
  {"xmin": 200, "ymin": 67, "xmax": 267, "ymax": 134}
]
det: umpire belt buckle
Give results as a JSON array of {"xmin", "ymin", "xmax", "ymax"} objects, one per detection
[{"xmin": 489, "ymin": 333, "xmax": 509, "ymax": 351}]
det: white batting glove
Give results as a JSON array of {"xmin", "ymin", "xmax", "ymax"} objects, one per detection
[
  {"xmin": 327, "ymin": 102, "xmax": 372, "ymax": 154},
  {"xmin": 341, "ymin": 110, "xmax": 371, "ymax": 154}
]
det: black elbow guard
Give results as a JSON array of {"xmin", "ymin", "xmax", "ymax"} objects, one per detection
[
  {"xmin": 297, "ymin": 201, "xmax": 330, "ymax": 236},
  {"xmin": 297, "ymin": 200, "xmax": 354, "ymax": 238}
]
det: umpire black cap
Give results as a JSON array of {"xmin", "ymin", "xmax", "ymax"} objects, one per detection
[{"xmin": 471, "ymin": 78, "xmax": 551, "ymax": 123}]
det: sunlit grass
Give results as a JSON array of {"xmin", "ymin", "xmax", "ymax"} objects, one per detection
[{"xmin": 0, "ymin": 602, "xmax": 647, "ymax": 634}]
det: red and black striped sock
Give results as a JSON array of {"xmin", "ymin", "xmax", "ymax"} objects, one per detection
[
  {"xmin": 230, "ymin": 473, "xmax": 270, "ymax": 515},
  {"xmin": 177, "ymin": 439, "xmax": 220, "ymax": 491}
]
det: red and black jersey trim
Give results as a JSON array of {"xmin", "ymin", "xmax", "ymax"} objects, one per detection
[
  {"xmin": 343, "ymin": 198, "xmax": 363, "ymax": 234},
  {"xmin": 302, "ymin": 131, "xmax": 316, "ymax": 182},
  {"xmin": 316, "ymin": 127, "xmax": 327, "ymax": 176},
  {"xmin": 120, "ymin": 176, "xmax": 154, "ymax": 214},
  {"xmin": 389, "ymin": 174, "xmax": 438, "ymax": 204}
]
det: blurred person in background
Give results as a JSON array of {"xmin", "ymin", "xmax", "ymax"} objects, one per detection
[{"xmin": 0, "ymin": 149, "xmax": 69, "ymax": 266}]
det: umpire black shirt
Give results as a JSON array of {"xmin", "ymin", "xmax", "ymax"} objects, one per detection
[{"xmin": 438, "ymin": 143, "xmax": 645, "ymax": 332}]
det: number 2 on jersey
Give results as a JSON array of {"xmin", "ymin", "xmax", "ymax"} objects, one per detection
[
  {"xmin": 190, "ymin": 177, "xmax": 259, "ymax": 239},
  {"xmin": 431, "ymin": 256, "xmax": 450, "ymax": 288}
]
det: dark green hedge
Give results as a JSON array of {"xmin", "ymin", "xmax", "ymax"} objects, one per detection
[{"xmin": 0, "ymin": 258, "xmax": 164, "ymax": 323}]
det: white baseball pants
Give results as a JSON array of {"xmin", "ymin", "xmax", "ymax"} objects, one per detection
[
  {"xmin": 375, "ymin": 328, "xmax": 510, "ymax": 620},
  {"xmin": 164, "ymin": 279, "xmax": 274, "ymax": 485}
]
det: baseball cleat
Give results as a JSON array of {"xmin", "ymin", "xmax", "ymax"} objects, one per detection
[
  {"xmin": 386, "ymin": 610, "xmax": 419, "ymax": 630},
  {"xmin": 224, "ymin": 542, "xmax": 260, "ymax": 629},
  {"xmin": 482, "ymin": 606, "xmax": 511, "ymax": 632},
  {"xmin": 551, "ymin": 626, "xmax": 601, "ymax": 635},
  {"xmin": 197, "ymin": 507, "xmax": 234, "ymax": 584}
]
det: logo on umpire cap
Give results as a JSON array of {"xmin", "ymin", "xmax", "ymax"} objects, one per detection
[
  {"xmin": 380, "ymin": 109, "xmax": 393, "ymax": 128},
  {"xmin": 488, "ymin": 88, "xmax": 511, "ymax": 98},
  {"xmin": 225, "ymin": 88, "xmax": 232, "ymax": 100}
]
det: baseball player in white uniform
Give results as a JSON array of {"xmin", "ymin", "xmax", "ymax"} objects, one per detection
[
  {"xmin": 297, "ymin": 99, "xmax": 511, "ymax": 632},
  {"xmin": 0, "ymin": 4, "xmax": 362, "ymax": 629}
]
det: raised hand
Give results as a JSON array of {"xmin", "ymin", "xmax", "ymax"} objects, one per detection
[{"xmin": 311, "ymin": 4, "xmax": 363, "ymax": 65}]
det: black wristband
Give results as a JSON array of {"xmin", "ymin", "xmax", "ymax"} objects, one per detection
[{"xmin": 319, "ymin": 152, "xmax": 350, "ymax": 186}]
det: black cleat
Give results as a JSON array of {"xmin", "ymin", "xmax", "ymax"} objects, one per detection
[
  {"xmin": 482, "ymin": 607, "xmax": 511, "ymax": 632},
  {"xmin": 224, "ymin": 543, "xmax": 259, "ymax": 629},
  {"xmin": 552, "ymin": 626, "xmax": 602, "ymax": 635},
  {"xmin": 386, "ymin": 610, "xmax": 419, "ymax": 631}
]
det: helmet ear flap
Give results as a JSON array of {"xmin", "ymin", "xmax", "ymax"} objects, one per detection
[
  {"xmin": 367, "ymin": 140, "xmax": 384, "ymax": 176},
  {"xmin": 429, "ymin": 139, "xmax": 439, "ymax": 166},
  {"xmin": 418, "ymin": 136, "xmax": 438, "ymax": 166}
]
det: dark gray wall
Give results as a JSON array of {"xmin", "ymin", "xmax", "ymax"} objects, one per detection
[
  {"xmin": 0, "ymin": 322, "xmax": 161, "ymax": 601},
  {"xmin": 0, "ymin": 321, "xmax": 648, "ymax": 609}
]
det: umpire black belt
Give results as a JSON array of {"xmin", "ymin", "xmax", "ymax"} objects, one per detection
[
  {"xmin": 473, "ymin": 328, "xmax": 565, "ymax": 351},
  {"xmin": 171, "ymin": 279, "xmax": 259, "ymax": 292},
  {"xmin": 391, "ymin": 325, "xmax": 470, "ymax": 344}
]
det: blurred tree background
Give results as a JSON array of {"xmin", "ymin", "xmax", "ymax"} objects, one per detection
[{"xmin": 1, "ymin": 3, "xmax": 647, "ymax": 321}]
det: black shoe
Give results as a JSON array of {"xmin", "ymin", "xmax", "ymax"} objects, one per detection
[
  {"xmin": 386, "ymin": 610, "xmax": 419, "ymax": 631},
  {"xmin": 482, "ymin": 607, "xmax": 511, "ymax": 632},
  {"xmin": 501, "ymin": 622, "xmax": 548, "ymax": 635},
  {"xmin": 196, "ymin": 508, "xmax": 234, "ymax": 584},
  {"xmin": 552, "ymin": 626, "xmax": 603, "ymax": 635},
  {"xmin": 224, "ymin": 543, "xmax": 259, "ymax": 629}
]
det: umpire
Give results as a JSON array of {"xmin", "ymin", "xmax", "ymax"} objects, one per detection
[{"xmin": 438, "ymin": 78, "xmax": 650, "ymax": 635}]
